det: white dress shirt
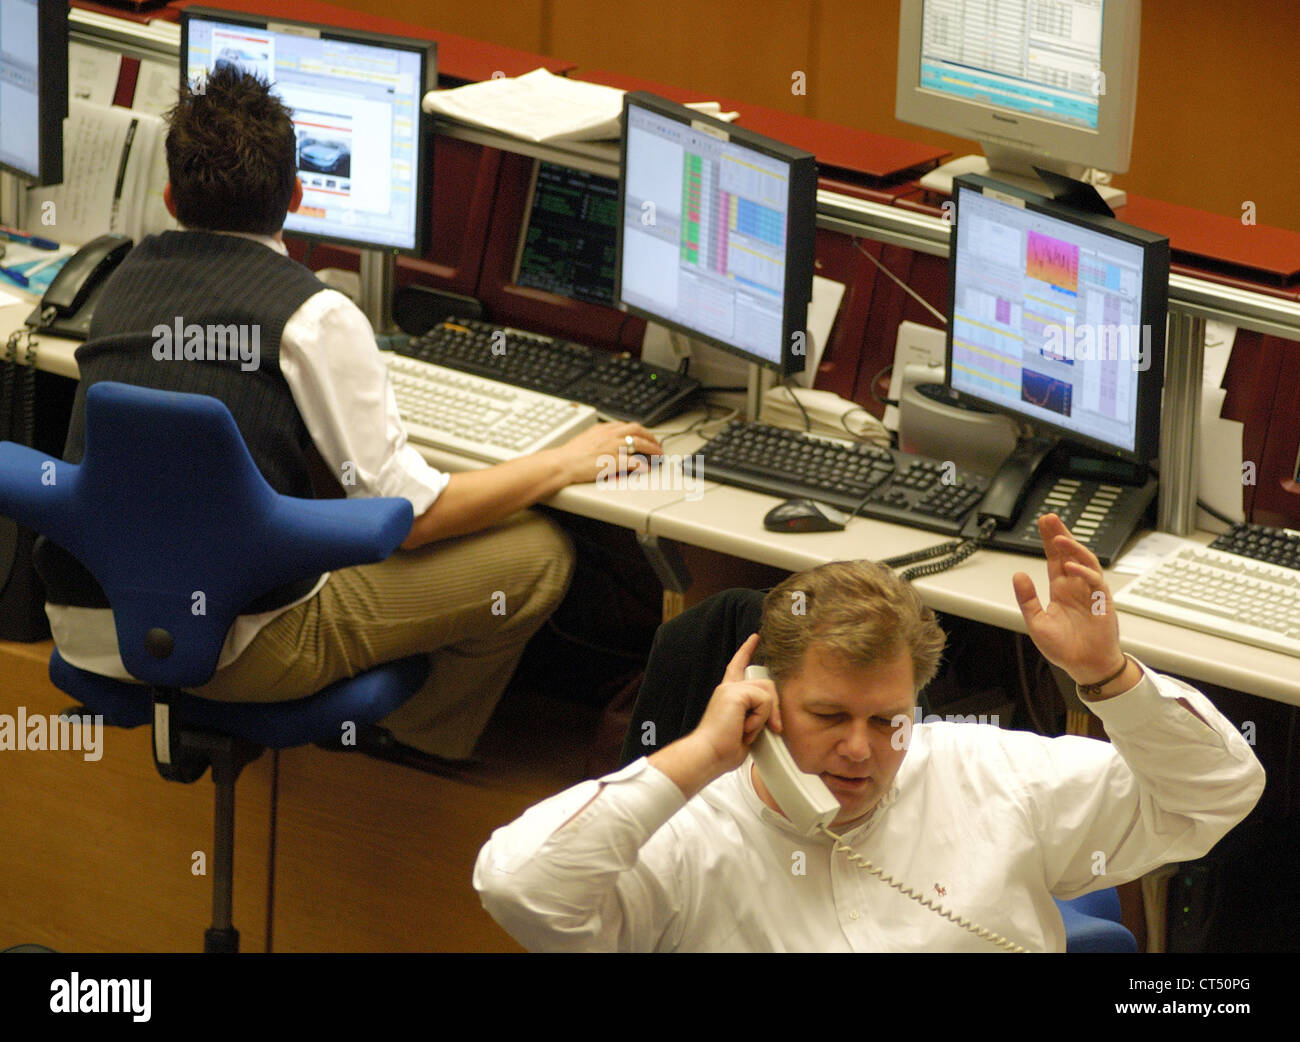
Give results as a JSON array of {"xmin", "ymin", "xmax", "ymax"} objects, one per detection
[
  {"xmin": 474, "ymin": 665, "xmax": 1265, "ymax": 952},
  {"xmin": 47, "ymin": 231, "xmax": 448, "ymax": 678}
]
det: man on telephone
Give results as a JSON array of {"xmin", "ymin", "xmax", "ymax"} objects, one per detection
[
  {"xmin": 39, "ymin": 65, "xmax": 661, "ymax": 767},
  {"xmin": 474, "ymin": 514, "xmax": 1264, "ymax": 951}
]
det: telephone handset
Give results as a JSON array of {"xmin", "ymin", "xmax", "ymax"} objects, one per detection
[
  {"xmin": 744, "ymin": 664, "xmax": 1026, "ymax": 951},
  {"xmin": 974, "ymin": 436, "xmax": 1055, "ymax": 530},
  {"xmin": 746, "ymin": 665, "xmax": 841, "ymax": 835},
  {"xmin": 25, "ymin": 234, "xmax": 133, "ymax": 341}
]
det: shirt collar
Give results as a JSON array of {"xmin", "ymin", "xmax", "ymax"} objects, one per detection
[{"xmin": 177, "ymin": 225, "xmax": 287, "ymax": 256}]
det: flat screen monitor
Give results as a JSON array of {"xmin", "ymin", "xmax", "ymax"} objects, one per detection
[
  {"xmin": 945, "ymin": 174, "xmax": 1168, "ymax": 463},
  {"xmin": 180, "ymin": 6, "xmax": 434, "ymax": 254},
  {"xmin": 514, "ymin": 160, "xmax": 619, "ymax": 307},
  {"xmin": 616, "ymin": 92, "xmax": 816, "ymax": 376},
  {"xmin": 0, "ymin": 0, "xmax": 67, "ymax": 184},
  {"xmin": 896, "ymin": 0, "xmax": 1141, "ymax": 190}
]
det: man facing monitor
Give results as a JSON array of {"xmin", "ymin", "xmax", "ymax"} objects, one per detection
[
  {"xmin": 474, "ymin": 515, "xmax": 1264, "ymax": 951},
  {"xmin": 38, "ymin": 66, "xmax": 661, "ymax": 766}
]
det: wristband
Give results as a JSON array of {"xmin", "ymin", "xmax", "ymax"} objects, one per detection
[{"xmin": 1076, "ymin": 655, "xmax": 1132, "ymax": 699}]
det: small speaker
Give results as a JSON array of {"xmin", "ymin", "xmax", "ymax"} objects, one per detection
[{"xmin": 898, "ymin": 365, "xmax": 1018, "ymax": 478}]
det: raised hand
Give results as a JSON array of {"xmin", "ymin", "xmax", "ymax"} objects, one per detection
[{"xmin": 1011, "ymin": 513, "xmax": 1131, "ymax": 689}]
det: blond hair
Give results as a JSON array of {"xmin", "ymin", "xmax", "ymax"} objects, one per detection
[{"xmin": 755, "ymin": 560, "xmax": 945, "ymax": 692}]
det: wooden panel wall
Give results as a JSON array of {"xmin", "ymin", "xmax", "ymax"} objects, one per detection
[{"xmin": 328, "ymin": 0, "xmax": 1300, "ymax": 234}]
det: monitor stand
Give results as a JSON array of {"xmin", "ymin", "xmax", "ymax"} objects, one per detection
[
  {"xmin": 919, "ymin": 153, "xmax": 1128, "ymax": 209},
  {"xmin": 359, "ymin": 249, "xmax": 397, "ymax": 335},
  {"xmin": 745, "ymin": 361, "xmax": 776, "ymax": 423}
]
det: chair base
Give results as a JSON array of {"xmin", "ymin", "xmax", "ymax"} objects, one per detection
[{"xmin": 204, "ymin": 927, "xmax": 240, "ymax": 954}]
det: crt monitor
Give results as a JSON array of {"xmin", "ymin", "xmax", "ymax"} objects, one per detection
[
  {"xmin": 180, "ymin": 6, "xmax": 435, "ymax": 254},
  {"xmin": 616, "ymin": 92, "xmax": 817, "ymax": 377},
  {"xmin": 0, "ymin": 0, "xmax": 67, "ymax": 185},
  {"xmin": 896, "ymin": 0, "xmax": 1141, "ymax": 199},
  {"xmin": 514, "ymin": 160, "xmax": 619, "ymax": 307},
  {"xmin": 945, "ymin": 173, "xmax": 1168, "ymax": 465}
]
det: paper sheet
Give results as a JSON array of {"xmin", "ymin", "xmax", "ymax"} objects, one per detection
[
  {"xmin": 424, "ymin": 69, "xmax": 626, "ymax": 142},
  {"xmin": 69, "ymin": 42, "xmax": 121, "ymax": 106},
  {"xmin": 423, "ymin": 67, "xmax": 736, "ymax": 143},
  {"xmin": 132, "ymin": 58, "xmax": 182, "ymax": 118},
  {"xmin": 1202, "ymin": 319, "xmax": 1236, "ymax": 389},
  {"xmin": 792, "ymin": 275, "xmax": 844, "ymax": 387},
  {"xmin": 1112, "ymin": 531, "xmax": 1198, "ymax": 575},
  {"xmin": 1197, "ymin": 384, "xmax": 1246, "ymax": 530},
  {"xmin": 24, "ymin": 102, "xmax": 167, "ymax": 244}
]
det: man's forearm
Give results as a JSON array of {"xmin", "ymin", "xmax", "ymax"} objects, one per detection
[{"xmin": 401, "ymin": 450, "xmax": 569, "ymax": 548}]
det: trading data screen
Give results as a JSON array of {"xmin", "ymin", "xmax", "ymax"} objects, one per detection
[
  {"xmin": 950, "ymin": 185, "xmax": 1149, "ymax": 454},
  {"xmin": 515, "ymin": 162, "xmax": 618, "ymax": 306},
  {"xmin": 184, "ymin": 14, "xmax": 427, "ymax": 250},
  {"xmin": 620, "ymin": 103, "xmax": 796, "ymax": 367},
  {"xmin": 920, "ymin": 0, "xmax": 1104, "ymax": 131},
  {"xmin": 0, "ymin": 0, "xmax": 41, "ymax": 179}
]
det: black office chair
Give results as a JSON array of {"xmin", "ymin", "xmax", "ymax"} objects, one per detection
[{"xmin": 0, "ymin": 381, "xmax": 430, "ymax": 951}]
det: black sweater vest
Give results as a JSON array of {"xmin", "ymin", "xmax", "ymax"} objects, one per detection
[{"xmin": 40, "ymin": 231, "xmax": 329, "ymax": 610}]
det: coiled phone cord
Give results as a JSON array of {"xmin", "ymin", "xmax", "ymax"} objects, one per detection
[
  {"xmin": 881, "ymin": 517, "xmax": 998, "ymax": 581},
  {"xmin": 819, "ymin": 824, "xmax": 1027, "ymax": 952}
]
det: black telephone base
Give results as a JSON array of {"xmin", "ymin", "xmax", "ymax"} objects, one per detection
[{"xmin": 962, "ymin": 474, "xmax": 1158, "ymax": 566}]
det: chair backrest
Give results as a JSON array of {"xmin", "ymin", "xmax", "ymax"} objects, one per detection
[{"xmin": 0, "ymin": 381, "xmax": 413, "ymax": 687}]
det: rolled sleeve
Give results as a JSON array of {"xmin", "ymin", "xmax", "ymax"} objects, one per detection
[{"xmin": 279, "ymin": 288, "xmax": 449, "ymax": 515}]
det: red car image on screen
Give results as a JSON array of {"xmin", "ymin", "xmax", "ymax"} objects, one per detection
[{"xmin": 298, "ymin": 138, "xmax": 351, "ymax": 177}]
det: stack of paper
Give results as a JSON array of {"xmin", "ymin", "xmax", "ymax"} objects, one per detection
[
  {"xmin": 422, "ymin": 67, "xmax": 736, "ymax": 144},
  {"xmin": 25, "ymin": 101, "xmax": 176, "ymax": 245}
]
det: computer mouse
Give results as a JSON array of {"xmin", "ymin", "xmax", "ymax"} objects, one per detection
[{"xmin": 764, "ymin": 498, "xmax": 850, "ymax": 533}]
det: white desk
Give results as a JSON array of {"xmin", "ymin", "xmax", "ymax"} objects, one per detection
[{"xmin": 8, "ymin": 292, "xmax": 1298, "ymax": 709}]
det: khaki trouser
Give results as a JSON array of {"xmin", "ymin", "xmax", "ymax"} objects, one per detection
[{"xmin": 191, "ymin": 510, "xmax": 574, "ymax": 759}]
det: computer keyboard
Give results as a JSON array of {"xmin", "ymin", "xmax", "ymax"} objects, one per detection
[
  {"xmin": 398, "ymin": 318, "xmax": 700, "ymax": 425},
  {"xmin": 1113, "ymin": 545, "xmax": 1300, "ymax": 657},
  {"xmin": 689, "ymin": 421, "xmax": 990, "ymax": 536},
  {"xmin": 384, "ymin": 352, "xmax": 597, "ymax": 464},
  {"xmin": 1208, "ymin": 521, "xmax": 1300, "ymax": 572}
]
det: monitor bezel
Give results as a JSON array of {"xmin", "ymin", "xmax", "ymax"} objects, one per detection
[
  {"xmin": 511, "ymin": 158, "xmax": 620, "ymax": 308},
  {"xmin": 945, "ymin": 173, "xmax": 1169, "ymax": 465},
  {"xmin": 614, "ymin": 91, "xmax": 816, "ymax": 378},
  {"xmin": 895, "ymin": 0, "xmax": 1142, "ymax": 177},
  {"xmin": 179, "ymin": 5, "xmax": 435, "ymax": 256},
  {"xmin": 1, "ymin": 0, "xmax": 68, "ymax": 185}
]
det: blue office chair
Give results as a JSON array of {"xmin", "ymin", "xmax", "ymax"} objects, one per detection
[
  {"xmin": 0, "ymin": 381, "xmax": 430, "ymax": 952},
  {"xmin": 1055, "ymin": 889, "xmax": 1137, "ymax": 953}
]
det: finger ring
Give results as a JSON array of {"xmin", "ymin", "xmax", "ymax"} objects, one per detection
[{"xmin": 625, "ymin": 435, "xmax": 635, "ymax": 449}]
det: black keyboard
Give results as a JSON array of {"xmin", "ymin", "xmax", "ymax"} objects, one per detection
[
  {"xmin": 690, "ymin": 422, "xmax": 990, "ymax": 536},
  {"xmin": 1209, "ymin": 521, "xmax": 1300, "ymax": 572},
  {"xmin": 399, "ymin": 318, "xmax": 700, "ymax": 426}
]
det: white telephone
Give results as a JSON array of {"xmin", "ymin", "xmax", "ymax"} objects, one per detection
[
  {"xmin": 746, "ymin": 665, "xmax": 842, "ymax": 835},
  {"xmin": 743, "ymin": 664, "xmax": 1027, "ymax": 952}
]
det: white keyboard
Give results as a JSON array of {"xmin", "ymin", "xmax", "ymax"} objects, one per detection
[
  {"xmin": 384, "ymin": 352, "xmax": 598, "ymax": 464},
  {"xmin": 1114, "ymin": 545, "xmax": 1300, "ymax": 657}
]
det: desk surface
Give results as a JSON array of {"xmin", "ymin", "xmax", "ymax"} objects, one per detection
[{"xmin": 7, "ymin": 293, "xmax": 1298, "ymax": 710}]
